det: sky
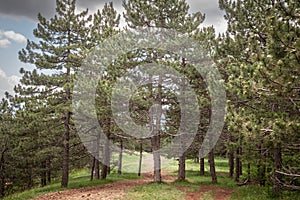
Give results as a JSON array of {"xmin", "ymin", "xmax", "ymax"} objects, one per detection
[{"xmin": 0, "ymin": 0, "xmax": 227, "ymax": 99}]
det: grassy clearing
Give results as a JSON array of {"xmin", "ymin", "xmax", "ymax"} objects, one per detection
[
  {"xmin": 119, "ymin": 182, "xmax": 185, "ymax": 200},
  {"xmin": 3, "ymin": 168, "xmax": 140, "ymax": 200}
]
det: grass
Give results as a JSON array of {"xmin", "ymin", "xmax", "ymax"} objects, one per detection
[
  {"xmin": 3, "ymin": 168, "xmax": 140, "ymax": 200},
  {"xmin": 119, "ymin": 182, "xmax": 185, "ymax": 200}
]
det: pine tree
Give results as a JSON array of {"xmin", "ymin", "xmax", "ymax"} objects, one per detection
[
  {"xmin": 217, "ymin": 0, "xmax": 300, "ymax": 192},
  {"xmin": 123, "ymin": 0, "xmax": 205, "ymax": 182},
  {"xmin": 17, "ymin": 0, "xmax": 93, "ymax": 187}
]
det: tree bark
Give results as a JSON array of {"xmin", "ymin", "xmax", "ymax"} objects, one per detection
[
  {"xmin": 273, "ymin": 146, "xmax": 282, "ymax": 193},
  {"xmin": 41, "ymin": 161, "xmax": 47, "ymax": 187},
  {"xmin": 90, "ymin": 157, "xmax": 95, "ymax": 181},
  {"xmin": 138, "ymin": 143, "xmax": 143, "ymax": 176},
  {"xmin": 208, "ymin": 150, "xmax": 217, "ymax": 184},
  {"xmin": 228, "ymin": 151, "xmax": 234, "ymax": 178},
  {"xmin": 247, "ymin": 163, "xmax": 251, "ymax": 179},
  {"xmin": 118, "ymin": 140, "xmax": 123, "ymax": 175},
  {"xmin": 235, "ymin": 147, "xmax": 240, "ymax": 182},
  {"xmin": 257, "ymin": 145, "xmax": 266, "ymax": 186},
  {"xmin": 178, "ymin": 153, "xmax": 186, "ymax": 180},
  {"xmin": 47, "ymin": 159, "xmax": 51, "ymax": 184},
  {"xmin": 150, "ymin": 75, "xmax": 162, "ymax": 182},
  {"xmin": 0, "ymin": 138, "xmax": 7, "ymax": 198},
  {"xmin": 101, "ymin": 135, "xmax": 110, "ymax": 179},
  {"xmin": 200, "ymin": 157, "xmax": 205, "ymax": 175}
]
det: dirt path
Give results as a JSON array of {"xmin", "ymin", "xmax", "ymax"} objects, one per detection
[
  {"xmin": 32, "ymin": 172, "xmax": 233, "ymax": 200},
  {"xmin": 32, "ymin": 172, "xmax": 175, "ymax": 200}
]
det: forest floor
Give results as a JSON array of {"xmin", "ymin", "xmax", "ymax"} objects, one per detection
[{"xmin": 32, "ymin": 171, "xmax": 234, "ymax": 200}]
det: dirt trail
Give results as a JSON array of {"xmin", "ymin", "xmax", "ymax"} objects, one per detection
[
  {"xmin": 32, "ymin": 172, "xmax": 233, "ymax": 200},
  {"xmin": 32, "ymin": 171, "xmax": 175, "ymax": 200}
]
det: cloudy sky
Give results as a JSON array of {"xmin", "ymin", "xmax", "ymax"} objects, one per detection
[{"xmin": 0, "ymin": 0, "xmax": 227, "ymax": 99}]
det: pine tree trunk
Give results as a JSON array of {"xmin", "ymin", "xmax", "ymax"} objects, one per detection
[
  {"xmin": 239, "ymin": 147, "xmax": 243, "ymax": 175},
  {"xmin": 138, "ymin": 143, "xmax": 143, "ymax": 176},
  {"xmin": 0, "ymin": 139, "xmax": 7, "ymax": 198},
  {"xmin": 101, "ymin": 136, "xmax": 110, "ymax": 179},
  {"xmin": 178, "ymin": 154, "xmax": 186, "ymax": 180},
  {"xmin": 95, "ymin": 133, "xmax": 100, "ymax": 180},
  {"xmin": 152, "ymin": 136, "xmax": 161, "ymax": 182},
  {"xmin": 47, "ymin": 159, "xmax": 51, "ymax": 184},
  {"xmin": 118, "ymin": 140, "xmax": 123, "ymax": 175},
  {"xmin": 228, "ymin": 151, "xmax": 234, "ymax": 178},
  {"xmin": 208, "ymin": 150, "xmax": 217, "ymax": 184},
  {"xmin": 41, "ymin": 161, "xmax": 47, "ymax": 187},
  {"xmin": 61, "ymin": 29, "xmax": 72, "ymax": 188},
  {"xmin": 257, "ymin": 145, "xmax": 266, "ymax": 186},
  {"xmin": 273, "ymin": 146, "xmax": 282, "ymax": 194},
  {"xmin": 200, "ymin": 157, "xmax": 205, "ymax": 175},
  {"xmin": 150, "ymin": 75, "xmax": 162, "ymax": 182},
  {"xmin": 61, "ymin": 110, "xmax": 70, "ymax": 187},
  {"xmin": 95, "ymin": 159, "xmax": 100, "ymax": 180},
  {"xmin": 247, "ymin": 163, "xmax": 251, "ymax": 179},
  {"xmin": 235, "ymin": 147, "xmax": 240, "ymax": 182},
  {"xmin": 90, "ymin": 157, "xmax": 95, "ymax": 181}
]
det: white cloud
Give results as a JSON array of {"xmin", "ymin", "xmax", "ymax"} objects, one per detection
[
  {"xmin": 0, "ymin": 39, "xmax": 11, "ymax": 48},
  {"xmin": 3, "ymin": 30, "xmax": 27, "ymax": 43},
  {"xmin": 0, "ymin": 30, "xmax": 27, "ymax": 48},
  {"xmin": 0, "ymin": 68, "xmax": 20, "ymax": 99}
]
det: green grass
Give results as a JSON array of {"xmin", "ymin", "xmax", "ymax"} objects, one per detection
[
  {"xmin": 200, "ymin": 190, "xmax": 214, "ymax": 200},
  {"xmin": 119, "ymin": 182, "xmax": 185, "ymax": 200},
  {"xmin": 230, "ymin": 186, "xmax": 300, "ymax": 200},
  {"xmin": 4, "ymin": 168, "xmax": 140, "ymax": 200}
]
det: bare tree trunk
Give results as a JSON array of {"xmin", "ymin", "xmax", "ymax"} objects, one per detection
[
  {"xmin": 118, "ymin": 140, "xmax": 123, "ymax": 175},
  {"xmin": 239, "ymin": 147, "xmax": 243, "ymax": 175},
  {"xmin": 101, "ymin": 136, "xmax": 110, "ymax": 179},
  {"xmin": 90, "ymin": 157, "xmax": 95, "ymax": 181},
  {"xmin": 95, "ymin": 159, "xmax": 100, "ymax": 180},
  {"xmin": 178, "ymin": 153, "xmax": 186, "ymax": 180},
  {"xmin": 229, "ymin": 151, "xmax": 234, "ymax": 178},
  {"xmin": 208, "ymin": 150, "xmax": 217, "ymax": 184},
  {"xmin": 235, "ymin": 147, "xmax": 240, "ymax": 182},
  {"xmin": 150, "ymin": 75, "xmax": 162, "ymax": 182},
  {"xmin": 151, "ymin": 136, "xmax": 161, "ymax": 182},
  {"xmin": 138, "ymin": 143, "xmax": 143, "ymax": 176},
  {"xmin": 94, "ymin": 133, "xmax": 100, "ymax": 180},
  {"xmin": 200, "ymin": 157, "xmax": 205, "ymax": 175}
]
